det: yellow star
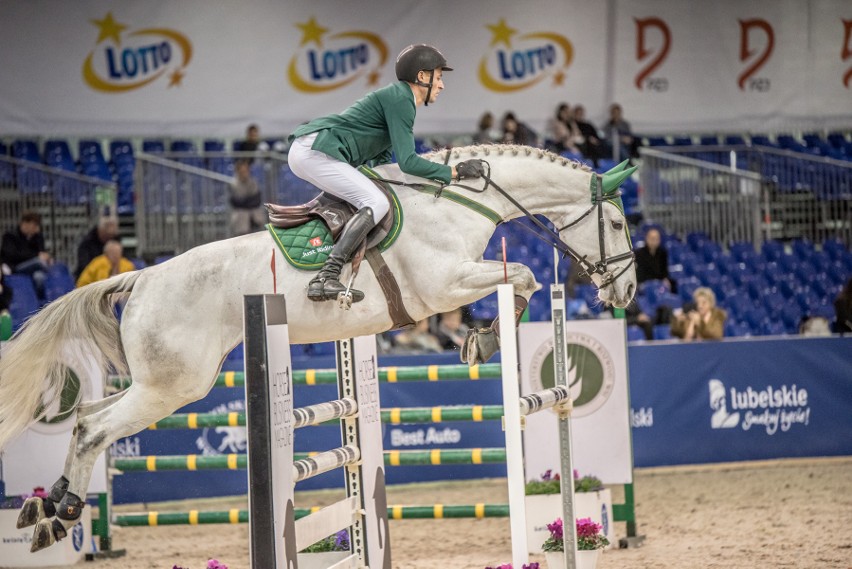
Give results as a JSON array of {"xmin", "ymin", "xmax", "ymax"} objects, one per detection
[
  {"xmin": 296, "ymin": 17, "xmax": 328, "ymax": 47},
  {"xmin": 553, "ymin": 70, "xmax": 565, "ymax": 86},
  {"xmin": 90, "ymin": 12, "xmax": 128, "ymax": 45},
  {"xmin": 168, "ymin": 69, "xmax": 185, "ymax": 87},
  {"xmin": 487, "ymin": 18, "xmax": 517, "ymax": 48},
  {"xmin": 367, "ymin": 70, "xmax": 381, "ymax": 86}
]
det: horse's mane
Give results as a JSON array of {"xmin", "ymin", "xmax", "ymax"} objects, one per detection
[{"xmin": 420, "ymin": 144, "xmax": 593, "ymax": 173}]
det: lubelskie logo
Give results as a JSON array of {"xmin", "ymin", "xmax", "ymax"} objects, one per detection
[
  {"xmin": 738, "ymin": 18, "xmax": 774, "ymax": 91},
  {"xmin": 708, "ymin": 378, "xmax": 811, "ymax": 435},
  {"xmin": 82, "ymin": 12, "xmax": 192, "ymax": 93},
  {"xmin": 288, "ymin": 17, "xmax": 388, "ymax": 93},
  {"xmin": 478, "ymin": 18, "xmax": 573, "ymax": 92},
  {"xmin": 842, "ymin": 19, "xmax": 852, "ymax": 88},
  {"xmin": 634, "ymin": 17, "xmax": 671, "ymax": 91}
]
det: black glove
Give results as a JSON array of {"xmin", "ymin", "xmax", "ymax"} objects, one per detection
[{"xmin": 455, "ymin": 159, "xmax": 486, "ymax": 180}]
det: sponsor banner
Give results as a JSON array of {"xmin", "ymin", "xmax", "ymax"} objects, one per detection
[
  {"xmin": 614, "ymin": 0, "xmax": 852, "ymax": 133},
  {"xmin": 629, "ymin": 336, "xmax": 852, "ymax": 467},
  {"xmin": 519, "ymin": 320, "xmax": 633, "ymax": 485}
]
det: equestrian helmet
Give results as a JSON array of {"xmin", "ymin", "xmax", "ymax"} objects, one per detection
[{"xmin": 395, "ymin": 44, "xmax": 453, "ymax": 83}]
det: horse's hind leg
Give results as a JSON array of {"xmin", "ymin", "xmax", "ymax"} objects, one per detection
[
  {"xmin": 30, "ymin": 384, "xmax": 180, "ymax": 551},
  {"xmin": 17, "ymin": 390, "xmax": 129, "ymax": 530}
]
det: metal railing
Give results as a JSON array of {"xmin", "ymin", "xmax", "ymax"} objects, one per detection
[
  {"xmin": 133, "ymin": 151, "xmax": 320, "ymax": 257},
  {"xmin": 639, "ymin": 145, "xmax": 851, "ymax": 246},
  {"xmin": 0, "ymin": 155, "xmax": 116, "ymax": 269}
]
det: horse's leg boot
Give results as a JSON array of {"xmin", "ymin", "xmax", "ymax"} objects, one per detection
[{"xmin": 307, "ymin": 207, "xmax": 375, "ymax": 303}]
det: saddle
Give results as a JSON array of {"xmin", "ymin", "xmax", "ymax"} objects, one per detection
[
  {"xmin": 266, "ymin": 178, "xmax": 395, "ymax": 248},
  {"xmin": 265, "ymin": 175, "xmax": 414, "ymax": 329}
]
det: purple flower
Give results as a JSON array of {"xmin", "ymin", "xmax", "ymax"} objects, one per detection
[
  {"xmin": 483, "ymin": 564, "xmax": 539, "ymax": 569},
  {"xmin": 207, "ymin": 559, "xmax": 229, "ymax": 569},
  {"xmin": 334, "ymin": 529, "xmax": 350, "ymax": 550},
  {"xmin": 576, "ymin": 517, "xmax": 602, "ymax": 539},
  {"xmin": 573, "ymin": 469, "xmax": 580, "ymax": 480},
  {"xmin": 546, "ymin": 517, "xmax": 564, "ymax": 541}
]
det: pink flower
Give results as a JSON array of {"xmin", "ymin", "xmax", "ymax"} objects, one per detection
[
  {"xmin": 576, "ymin": 517, "xmax": 602, "ymax": 539},
  {"xmin": 207, "ymin": 560, "xmax": 229, "ymax": 569},
  {"xmin": 547, "ymin": 517, "xmax": 564, "ymax": 541}
]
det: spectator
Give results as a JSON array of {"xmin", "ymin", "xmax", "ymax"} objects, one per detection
[
  {"xmin": 500, "ymin": 112, "xmax": 538, "ymax": 147},
  {"xmin": 635, "ymin": 227, "xmax": 676, "ymax": 292},
  {"xmin": 619, "ymin": 301, "xmax": 654, "ymax": 341},
  {"xmin": 671, "ymin": 287, "xmax": 726, "ymax": 341},
  {"xmin": 229, "ymin": 159, "xmax": 267, "ymax": 236},
  {"xmin": 235, "ymin": 123, "xmax": 269, "ymax": 153},
  {"xmin": 604, "ymin": 103, "xmax": 638, "ymax": 161},
  {"xmin": 391, "ymin": 319, "xmax": 443, "ymax": 354},
  {"xmin": 473, "ymin": 112, "xmax": 498, "ymax": 145},
  {"xmin": 1, "ymin": 210, "xmax": 52, "ymax": 299},
  {"xmin": 75, "ymin": 216, "xmax": 119, "ymax": 278},
  {"xmin": 573, "ymin": 105, "xmax": 605, "ymax": 166},
  {"xmin": 834, "ymin": 277, "xmax": 852, "ymax": 334},
  {"xmin": 76, "ymin": 240, "xmax": 135, "ymax": 288},
  {"xmin": 546, "ymin": 103, "xmax": 582, "ymax": 155},
  {"xmin": 436, "ymin": 307, "xmax": 470, "ymax": 350}
]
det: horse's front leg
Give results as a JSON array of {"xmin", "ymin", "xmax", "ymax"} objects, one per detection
[{"xmin": 451, "ymin": 260, "xmax": 539, "ymax": 364}]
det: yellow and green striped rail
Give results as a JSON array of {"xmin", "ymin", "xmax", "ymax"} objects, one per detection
[
  {"xmin": 111, "ymin": 448, "xmax": 508, "ymax": 472},
  {"xmin": 113, "ymin": 503, "xmax": 511, "ymax": 526},
  {"xmin": 110, "ymin": 363, "xmax": 502, "ymax": 390},
  {"xmin": 147, "ymin": 405, "xmax": 507, "ymax": 430}
]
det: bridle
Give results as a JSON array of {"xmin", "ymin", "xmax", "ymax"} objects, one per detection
[{"xmin": 452, "ymin": 161, "xmax": 635, "ymax": 289}]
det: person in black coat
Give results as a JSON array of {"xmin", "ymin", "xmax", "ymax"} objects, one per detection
[
  {"xmin": 635, "ymin": 227, "xmax": 676, "ymax": 293},
  {"xmin": 1, "ymin": 210, "xmax": 52, "ymax": 299},
  {"xmin": 75, "ymin": 217, "xmax": 119, "ymax": 278}
]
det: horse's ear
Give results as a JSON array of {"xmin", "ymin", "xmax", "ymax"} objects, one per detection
[
  {"xmin": 602, "ymin": 159, "xmax": 631, "ymax": 176},
  {"xmin": 601, "ymin": 166, "xmax": 637, "ymax": 195}
]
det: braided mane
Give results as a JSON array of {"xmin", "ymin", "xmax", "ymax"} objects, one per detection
[{"xmin": 420, "ymin": 144, "xmax": 593, "ymax": 173}]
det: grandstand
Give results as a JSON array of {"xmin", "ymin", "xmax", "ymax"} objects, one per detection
[{"xmin": 0, "ymin": 131, "xmax": 849, "ymax": 337}]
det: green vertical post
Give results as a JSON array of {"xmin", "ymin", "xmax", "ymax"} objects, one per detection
[
  {"xmin": 612, "ymin": 306, "xmax": 639, "ymax": 540},
  {"xmin": 95, "ymin": 492, "xmax": 111, "ymax": 552}
]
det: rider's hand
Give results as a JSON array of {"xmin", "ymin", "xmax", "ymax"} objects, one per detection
[{"xmin": 455, "ymin": 159, "xmax": 486, "ymax": 180}]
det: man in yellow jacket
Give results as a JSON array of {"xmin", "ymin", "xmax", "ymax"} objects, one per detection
[{"xmin": 76, "ymin": 240, "xmax": 135, "ymax": 287}]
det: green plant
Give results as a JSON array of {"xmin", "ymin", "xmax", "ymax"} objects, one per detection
[
  {"xmin": 524, "ymin": 469, "xmax": 604, "ymax": 495},
  {"xmin": 300, "ymin": 529, "xmax": 350, "ymax": 553}
]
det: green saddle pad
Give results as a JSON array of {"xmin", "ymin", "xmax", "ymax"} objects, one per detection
[{"xmin": 268, "ymin": 169, "xmax": 403, "ymax": 271}]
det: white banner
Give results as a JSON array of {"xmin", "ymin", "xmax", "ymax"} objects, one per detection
[
  {"xmin": 0, "ymin": 0, "xmax": 848, "ymax": 137},
  {"xmin": 519, "ymin": 320, "xmax": 633, "ymax": 485}
]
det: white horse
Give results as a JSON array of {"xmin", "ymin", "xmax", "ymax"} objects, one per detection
[{"xmin": 0, "ymin": 144, "xmax": 636, "ymax": 551}]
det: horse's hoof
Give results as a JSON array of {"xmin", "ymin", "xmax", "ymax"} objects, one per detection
[
  {"xmin": 461, "ymin": 328, "xmax": 500, "ymax": 364},
  {"xmin": 17, "ymin": 497, "xmax": 46, "ymax": 529},
  {"xmin": 30, "ymin": 518, "xmax": 56, "ymax": 552}
]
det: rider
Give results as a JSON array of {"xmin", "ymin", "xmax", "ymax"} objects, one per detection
[{"xmin": 288, "ymin": 44, "xmax": 484, "ymax": 303}]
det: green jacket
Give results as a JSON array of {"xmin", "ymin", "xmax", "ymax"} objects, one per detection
[{"xmin": 289, "ymin": 82, "xmax": 452, "ymax": 184}]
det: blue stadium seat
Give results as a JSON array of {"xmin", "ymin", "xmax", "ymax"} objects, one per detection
[
  {"xmin": 646, "ymin": 136, "xmax": 668, "ymax": 147},
  {"xmin": 44, "ymin": 264, "xmax": 76, "ymax": 302},
  {"xmin": 672, "ymin": 136, "xmax": 693, "ymax": 146},
  {"xmin": 130, "ymin": 258, "xmax": 147, "ymax": 270},
  {"xmin": 761, "ymin": 320, "xmax": 787, "ymax": 336},
  {"xmin": 724, "ymin": 135, "xmax": 746, "ymax": 145},
  {"xmin": 699, "ymin": 135, "xmax": 719, "ymax": 146},
  {"xmin": 142, "ymin": 139, "xmax": 166, "ymax": 153},
  {"xmin": 760, "ymin": 240, "xmax": 784, "ymax": 262},
  {"xmin": 6, "ymin": 274, "xmax": 41, "ymax": 328},
  {"xmin": 827, "ymin": 132, "xmax": 847, "ymax": 148},
  {"xmin": 13, "ymin": 140, "xmax": 41, "ymax": 163},
  {"xmin": 686, "ymin": 232, "xmax": 709, "ymax": 252},
  {"xmin": 203, "ymin": 140, "xmax": 226, "ymax": 152},
  {"xmin": 750, "ymin": 135, "xmax": 774, "ymax": 147},
  {"xmin": 170, "ymin": 140, "xmax": 196, "ymax": 153},
  {"xmin": 626, "ymin": 325, "xmax": 646, "ymax": 342},
  {"xmin": 652, "ymin": 325, "xmax": 672, "ymax": 340},
  {"xmin": 725, "ymin": 320, "xmax": 750, "ymax": 337},
  {"xmin": 110, "ymin": 139, "xmax": 134, "ymax": 166},
  {"xmin": 44, "ymin": 139, "xmax": 76, "ymax": 172}
]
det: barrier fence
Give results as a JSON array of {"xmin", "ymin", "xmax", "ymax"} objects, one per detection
[
  {"xmin": 639, "ymin": 145, "xmax": 852, "ymax": 247},
  {"xmin": 0, "ymin": 155, "xmax": 116, "ymax": 268}
]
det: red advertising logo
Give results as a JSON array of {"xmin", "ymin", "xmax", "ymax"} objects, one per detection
[
  {"xmin": 843, "ymin": 19, "xmax": 852, "ymax": 88},
  {"xmin": 738, "ymin": 19, "xmax": 774, "ymax": 91},
  {"xmin": 634, "ymin": 17, "xmax": 671, "ymax": 91}
]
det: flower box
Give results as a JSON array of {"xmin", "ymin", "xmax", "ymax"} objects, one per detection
[
  {"xmin": 0, "ymin": 507, "xmax": 91, "ymax": 567},
  {"xmin": 544, "ymin": 549, "xmax": 601, "ymax": 569},
  {"xmin": 296, "ymin": 551, "xmax": 352, "ymax": 569},
  {"xmin": 525, "ymin": 489, "xmax": 614, "ymax": 554}
]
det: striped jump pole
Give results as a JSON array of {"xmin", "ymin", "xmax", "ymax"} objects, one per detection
[
  {"xmin": 111, "ymin": 448, "xmax": 508, "ymax": 472},
  {"xmin": 108, "ymin": 363, "xmax": 502, "ymax": 390},
  {"xmin": 114, "ymin": 503, "xmax": 512, "ymax": 527},
  {"xmin": 243, "ymin": 294, "xmax": 389, "ymax": 569}
]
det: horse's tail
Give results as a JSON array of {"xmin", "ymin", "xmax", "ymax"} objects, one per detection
[{"xmin": 0, "ymin": 270, "xmax": 142, "ymax": 452}]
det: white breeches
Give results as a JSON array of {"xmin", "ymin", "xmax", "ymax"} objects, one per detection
[{"xmin": 288, "ymin": 133, "xmax": 389, "ymax": 224}]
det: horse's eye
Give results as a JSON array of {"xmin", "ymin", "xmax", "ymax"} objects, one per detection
[{"xmin": 611, "ymin": 220, "xmax": 624, "ymax": 231}]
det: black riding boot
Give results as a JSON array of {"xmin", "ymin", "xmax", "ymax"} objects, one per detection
[{"xmin": 307, "ymin": 207, "xmax": 376, "ymax": 302}]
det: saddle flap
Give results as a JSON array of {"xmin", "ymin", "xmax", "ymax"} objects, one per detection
[{"xmin": 267, "ymin": 194, "xmax": 355, "ymax": 238}]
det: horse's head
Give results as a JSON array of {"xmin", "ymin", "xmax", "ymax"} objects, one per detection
[{"xmin": 554, "ymin": 161, "xmax": 637, "ymax": 308}]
